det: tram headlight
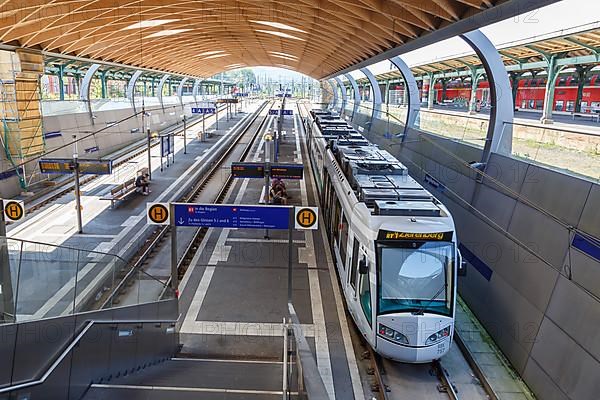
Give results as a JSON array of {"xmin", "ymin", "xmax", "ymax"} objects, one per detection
[
  {"xmin": 425, "ymin": 326, "xmax": 451, "ymax": 345},
  {"xmin": 378, "ymin": 323, "xmax": 409, "ymax": 345}
]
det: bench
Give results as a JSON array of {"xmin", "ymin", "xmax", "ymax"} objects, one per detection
[
  {"xmin": 101, "ymin": 168, "xmax": 149, "ymax": 208},
  {"xmin": 571, "ymin": 112, "xmax": 600, "ymax": 123}
]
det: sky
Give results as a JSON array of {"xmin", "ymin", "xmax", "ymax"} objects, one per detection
[{"xmin": 237, "ymin": 0, "xmax": 599, "ymax": 82}]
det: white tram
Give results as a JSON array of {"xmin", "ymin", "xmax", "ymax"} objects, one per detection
[{"xmin": 304, "ymin": 108, "xmax": 466, "ymax": 363}]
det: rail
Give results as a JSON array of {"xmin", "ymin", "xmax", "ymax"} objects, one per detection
[
  {"xmin": 283, "ymin": 302, "xmax": 329, "ymax": 400},
  {"xmin": 0, "ymin": 317, "xmax": 177, "ymax": 394}
]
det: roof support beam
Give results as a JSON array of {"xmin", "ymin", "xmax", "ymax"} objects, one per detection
[
  {"xmin": 177, "ymin": 77, "xmax": 189, "ymax": 108},
  {"xmin": 126, "ymin": 70, "xmax": 143, "ymax": 114},
  {"xmin": 344, "ymin": 73, "xmax": 361, "ymax": 121},
  {"xmin": 334, "ymin": 77, "xmax": 347, "ymax": 115},
  {"xmin": 360, "ymin": 67, "xmax": 382, "ymax": 130},
  {"xmin": 389, "ymin": 56, "xmax": 420, "ymax": 136},
  {"xmin": 80, "ymin": 63, "xmax": 101, "ymax": 124},
  {"xmin": 460, "ymin": 29, "xmax": 514, "ymax": 162},
  {"xmin": 157, "ymin": 74, "xmax": 171, "ymax": 110}
]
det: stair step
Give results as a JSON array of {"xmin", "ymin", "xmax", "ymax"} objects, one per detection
[{"xmin": 82, "ymin": 358, "xmax": 287, "ymax": 400}]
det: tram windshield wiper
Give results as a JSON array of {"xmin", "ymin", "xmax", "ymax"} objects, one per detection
[{"xmin": 412, "ymin": 285, "xmax": 447, "ymax": 316}]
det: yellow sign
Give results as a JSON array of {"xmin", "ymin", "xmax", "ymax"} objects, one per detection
[
  {"xmin": 295, "ymin": 207, "xmax": 318, "ymax": 230},
  {"xmin": 4, "ymin": 200, "xmax": 25, "ymax": 222},
  {"xmin": 380, "ymin": 231, "xmax": 452, "ymax": 241},
  {"xmin": 147, "ymin": 203, "xmax": 170, "ymax": 225}
]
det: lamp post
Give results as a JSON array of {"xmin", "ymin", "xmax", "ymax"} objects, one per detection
[
  {"xmin": 72, "ymin": 135, "xmax": 83, "ymax": 234},
  {"xmin": 181, "ymin": 114, "xmax": 187, "ymax": 154}
]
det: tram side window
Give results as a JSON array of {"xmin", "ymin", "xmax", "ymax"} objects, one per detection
[
  {"xmin": 339, "ymin": 214, "xmax": 349, "ymax": 268},
  {"xmin": 350, "ymin": 238, "xmax": 359, "ymax": 290},
  {"xmin": 332, "ymin": 199, "xmax": 341, "ymax": 241},
  {"xmin": 359, "ymin": 267, "xmax": 372, "ymax": 326}
]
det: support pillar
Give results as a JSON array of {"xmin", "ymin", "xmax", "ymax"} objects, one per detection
[
  {"xmin": 468, "ymin": 67, "xmax": 483, "ymax": 114},
  {"xmin": 58, "ymin": 64, "xmax": 65, "ymax": 101},
  {"xmin": 334, "ymin": 77, "xmax": 347, "ymax": 115},
  {"xmin": 509, "ymin": 72, "xmax": 522, "ymax": 110},
  {"xmin": 460, "ymin": 29, "xmax": 514, "ymax": 160},
  {"xmin": 390, "ymin": 56, "xmax": 420, "ymax": 134},
  {"xmin": 384, "ymin": 80, "xmax": 391, "ymax": 105},
  {"xmin": 574, "ymin": 65, "xmax": 591, "ymax": 113},
  {"xmin": 192, "ymin": 79, "xmax": 201, "ymax": 104},
  {"xmin": 126, "ymin": 70, "xmax": 143, "ymax": 113},
  {"xmin": 327, "ymin": 79, "xmax": 339, "ymax": 110},
  {"xmin": 402, "ymin": 83, "xmax": 409, "ymax": 105},
  {"xmin": 177, "ymin": 77, "xmax": 189, "ymax": 108},
  {"xmin": 441, "ymin": 79, "xmax": 448, "ymax": 102},
  {"xmin": 80, "ymin": 64, "xmax": 101, "ymax": 122},
  {"xmin": 100, "ymin": 71, "xmax": 107, "ymax": 99},
  {"xmin": 344, "ymin": 73, "xmax": 360, "ymax": 120},
  {"xmin": 157, "ymin": 74, "xmax": 170, "ymax": 110},
  {"xmin": 540, "ymin": 55, "xmax": 564, "ymax": 124},
  {"xmin": 427, "ymin": 73, "xmax": 435, "ymax": 109},
  {"xmin": 360, "ymin": 67, "xmax": 382, "ymax": 125}
]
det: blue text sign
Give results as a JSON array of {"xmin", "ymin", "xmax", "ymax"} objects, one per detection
[
  {"xmin": 192, "ymin": 107, "xmax": 216, "ymax": 114},
  {"xmin": 173, "ymin": 203, "xmax": 290, "ymax": 229}
]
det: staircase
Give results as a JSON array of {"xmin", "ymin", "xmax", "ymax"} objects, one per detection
[{"xmin": 82, "ymin": 354, "xmax": 286, "ymax": 400}]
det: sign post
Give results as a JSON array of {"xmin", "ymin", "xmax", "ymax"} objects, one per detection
[
  {"xmin": 170, "ymin": 203, "xmax": 178, "ymax": 294},
  {"xmin": 147, "ymin": 128, "xmax": 152, "ymax": 180},
  {"xmin": 182, "ymin": 115, "xmax": 187, "ymax": 154},
  {"xmin": 72, "ymin": 135, "xmax": 83, "ymax": 234},
  {"xmin": 0, "ymin": 199, "xmax": 14, "ymax": 323}
]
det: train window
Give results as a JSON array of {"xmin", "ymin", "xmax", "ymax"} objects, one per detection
[
  {"xmin": 350, "ymin": 238, "xmax": 359, "ymax": 290},
  {"xmin": 332, "ymin": 199, "xmax": 341, "ymax": 241},
  {"xmin": 359, "ymin": 270, "xmax": 372, "ymax": 326},
  {"xmin": 339, "ymin": 214, "xmax": 349, "ymax": 268}
]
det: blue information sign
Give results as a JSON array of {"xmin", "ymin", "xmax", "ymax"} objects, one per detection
[
  {"xmin": 173, "ymin": 203, "xmax": 290, "ymax": 229},
  {"xmin": 269, "ymin": 109, "xmax": 294, "ymax": 116},
  {"xmin": 192, "ymin": 107, "xmax": 216, "ymax": 114},
  {"xmin": 160, "ymin": 135, "xmax": 170, "ymax": 157}
]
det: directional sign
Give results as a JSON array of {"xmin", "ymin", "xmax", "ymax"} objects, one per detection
[
  {"xmin": 192, "ymin": 107, "xmax": 216, "ymax": 114},
  {"xmin": 147, "ymin": 203, "xmax": 170, "ymax": 225},
  {"xmin": 216, "ymin": 98, "xmax": 239, "ymax": 104},
  {"xmin": 269, "ymin": 109, "xmax": 293, "ymax": 116},
  {"xmin": 39, "ymin": 159, "xmax": 112, "ymax": 175},
  {"xmin": 3, "ymin": 199, "xmax": 25, "ymax": 222},
  {"xmin": 269, "ymin": 109, "xmax": 280, "ymax": 115},
  {"xmin": 271, "ymin": 163, "xmax": 304, "ymax": 180},
  {"xmin": 231, "ymin": 162, "xmax": 265, "ymax": 178},
  {"xmin": 282, "ymin": 109, "xmax": 293, "ymax": 116},
  {"xmin": 173, "ymin": 203, "xmax": 290, "ymax": 229},
  {"xmin": 160, "ymin": 135, "xmax": 170, "ymax": 157},
  {"xmin": 295, "ymin": 207, "xmax": 318, "ymax": 230}
]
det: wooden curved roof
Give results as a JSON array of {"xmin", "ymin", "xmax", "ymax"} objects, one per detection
[{"xmin": 0, "ymin": 0, "xmax": 507, "ymax": 79}]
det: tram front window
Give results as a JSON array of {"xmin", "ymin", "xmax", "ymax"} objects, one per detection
[{"xmin": 377, "ymin": 241, "xmax": 454, "ymax": 317}]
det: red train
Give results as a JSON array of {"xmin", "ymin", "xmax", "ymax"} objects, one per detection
[{"xmin": 427, "ymin": 73, "xmax": 600, "ymax": 112}]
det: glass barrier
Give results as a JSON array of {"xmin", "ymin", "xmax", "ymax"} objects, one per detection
[
  {"xmin": 0, "ymin": 237, "xmax": 175, "ymax": 325},
  {"xmin": 414, "ymin": 109, "xmax": 489, "ymax": 148},
  {"xmin": 504, "ymin": 122, "xmax": 600, "ymax": 182},
  {"xmin": 90, "ymin": 98, "xmax": 131, "ymax": 112},
  {"xmin": 41, "ymin": 100, "xmax": 89, "ymax": 116}
]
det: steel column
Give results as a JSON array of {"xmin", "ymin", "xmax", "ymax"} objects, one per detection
[
  {"xmin": 157, "ymin": 74, "xmax": 170, "ymax": 110},
  {"xmin": 126, "ymin": 70, "xmax": 143, "ymax": 113},
  {"xmin": 389, "ymin": 56, "xmax": 421, "ymax": 133},
  {"xmin": 460, "ymin": 29, "xmax": 514, "ymax": 159},
  {"xmin": 334, "ymin": 77, "xmax": 347, "ymax": 115},
  {"xmin": 344, "ymin": 73, "xmax": 361, "ymax": 120},
  {"xmin": 540, "ymin": 55, "xmax": 565, "ymax": 124},
  {"xmin": 360, "ymin": 67, "xmax": 382, "ymax": 125},
  {"xmin": 58, "ymin": 64, "xmax": 65, "ymax": 101},
  {"xmin": 177, "ymin": 77, "xmax": 189, "ymax": 108},
  {"xmin": 327, "ymin": 79, "xmax": 339, "ymax": 111},
  {"xmin": 427, "ymin": 73, "xmax": 436, "ymax": 109},
  {"xmin": 80, "ymin": 64, "xmax": 100, "ymax": 122},
  {"xmin": 192, "ymin": 79, "xmax": 201, "ymax": 104}
]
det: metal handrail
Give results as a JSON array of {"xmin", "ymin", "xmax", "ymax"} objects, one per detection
[
  {"xmin": 287, "ymin": 302, "xmax": 329, "ymax": 400},
  {"xmin": 0, "ymin": 318, "xmax": 177, "ymax": 394}
]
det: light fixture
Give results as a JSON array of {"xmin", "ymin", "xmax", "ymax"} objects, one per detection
[
  {"xmin": 251, "ymin": 20, "xmax": 306, "ymax": 33},
  {"xmin": 256, "ymin": 30, "xmax": 305, "ymax": 41},
  {"xmin": 197, "ymin": 50, "xmax": 225, "ymax": 57},
  {"xmin": 122, "ymin": 20, "xmax": 178, "ymax": 30},
  {"xmin": 146, "ymin": 29, "xmax": 192, "ymax": 38},
  {"xmin": 202, "ymin": 53, "xmax": 230, "ymax": 60},
  {"xmin": 269, "ymin": 51, "xmax": 298, "ymax": 59},
  {"xmin": 270, "ymin": 54, "xmax": 298, "ymax": 61}
]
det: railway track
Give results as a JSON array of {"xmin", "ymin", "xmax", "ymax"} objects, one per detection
[
  {"xmin": 18, "ymin": 104, "xmax": 230, "ymax": 216},
  {"xmin": 99, "ymin": 100, "xmax": 276, "ymax": 307}
]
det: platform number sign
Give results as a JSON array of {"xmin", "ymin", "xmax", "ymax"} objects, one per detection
[
  {"xmin": 147, "ymin": 203, "xmax": 170, "ymax": 225},
  {"xmin": 295, "ymin": 207, "xmax": 318, "ymax": 230},
  {"xmin": 3, "ymin": 200, "xmax": 25, "ymax": 222}
]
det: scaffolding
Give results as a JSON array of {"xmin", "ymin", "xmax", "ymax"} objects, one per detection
[{"xmin": 0, "ymin": 49, "xmax": 45, "ymax": 189}]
